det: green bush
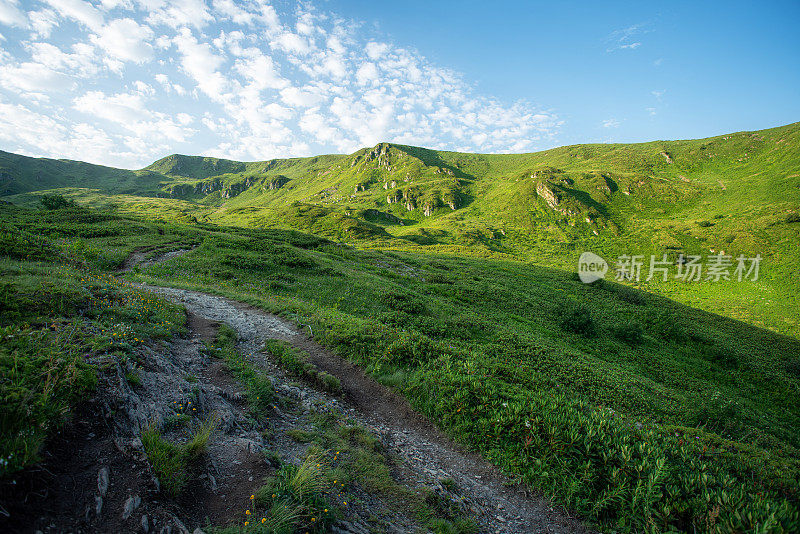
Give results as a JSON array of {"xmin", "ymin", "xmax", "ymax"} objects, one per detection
[
  {"xmin": 251, "ymin": 449, "xmax": 337, "ymax": 533},
  {"xmin": 645, "ymin": 310, "xmax": 687, "ymax": 343},
  {"xmin": 615, "ymin": 285, "xmax": 647, "ymax": 305},
  {"xmin": 39, "ymin": 193, "xmax": 75, "ymax": 210},
  {"xmin": 614, "ymin": 322, "xmax": 644, "ymax": 344},
  {"xmin": 0, "ymin": 228, "xmax": 59, "ymax": 261},
  {"xmin": 406, "ymin": 357, "xmax": 800, "ymax": 532},
  {"xmin": 558, "ymin": 301, "xmax": 596, "ymax": 336}
]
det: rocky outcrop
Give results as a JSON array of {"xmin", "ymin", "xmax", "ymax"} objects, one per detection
[
  {"xmin": 387, "ymin": 186, "xmax": 460, "ymax": 215},
  {"xmin": 536, "ymin": 181, "xmax": 561, "ymax": 209},
  {"xmin": 168, "ymin": 175, "xmax": 266, "ymax": 199},
  {"xmin": 386, "ymin": 190, "xmax": 402, "ymax": 204},
  {"xmin": 265, "ymin": 175, "xmax": 289, "ymax": 190}
]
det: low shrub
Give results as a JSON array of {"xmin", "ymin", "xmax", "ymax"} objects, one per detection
[
  {"xmin": 251, "ymin": 449, "xmax": 338, "ymax": 533},
  {"xmin": 558, "ymin": 301, "xmax": 596, "ymax": 336},
  {"xmin": 614, "ymin": 322, "xmax": 644, "ymax": 344},
  {"xmin": 39, "ymin": 193, "xmax": 76, "ymax": 210},
  {"xmin": 380, "ymin": 291, "xmax": 427, "ymax": 315}
]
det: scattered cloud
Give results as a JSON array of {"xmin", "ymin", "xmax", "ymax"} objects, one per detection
[
  {"xmin": 602, "ymin": 118, "xmax": 620, "ymax": 128},
  {"xmin": 0, "ymin": 0, "xmax": 561, "ymax": 167},
  {"xmin": 606, "ymin": 22, "xmax": 650, "ymax": 52},
  {"xmin": 651, "ymin": 89, "xmax": 666, "ymax": 100}
]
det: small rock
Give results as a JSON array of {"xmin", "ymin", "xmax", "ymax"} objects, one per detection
[
  {"xmin": 97, "ymin": 467, "xmax": 109, "ymax": 496},
  {"xmin": 95, "ymin": 495, "xmax": 103, "ymax": 515},
  {"xmin": 193, "ymin": 529, "xmax": 206, "ymax": 534},
  {"xmin": 141, "ymin": 514, "xmax": 150, "ymax": 533},
  {"xmin": 122, "ymin": 495, "xmax": 141, "ymax": 520}
]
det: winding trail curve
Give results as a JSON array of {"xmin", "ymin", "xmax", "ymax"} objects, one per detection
[{"xmin": 133, "ymin": 250, "xmax": 592, "ymax": 534}]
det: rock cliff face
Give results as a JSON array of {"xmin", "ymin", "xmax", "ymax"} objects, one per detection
[{"xmin": 352, "ymin": 143, "xmax": 395, "ymax": 171}]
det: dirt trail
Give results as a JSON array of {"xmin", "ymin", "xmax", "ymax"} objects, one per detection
[{"xmin": 136, "ymin": 256, "xmax": 590, "ymax": 533}]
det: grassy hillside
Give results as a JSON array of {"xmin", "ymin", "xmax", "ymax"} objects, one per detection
[
  {"xmin": 2, "ymin": 202, "xmax": 798, "ymax": 532},
  {"xmin": 4, "ymin": 122, "xmax": 799, "ymax": 338}
]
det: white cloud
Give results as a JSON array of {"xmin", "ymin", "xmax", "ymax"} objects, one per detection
[
  {"xmin": 29, "ymin": 9, "xmax": 59, "ymax": 38},
  {"xmin": 212, "ymin": 0, "xmax": 255, "ymax": 25},
  {"xmin": 234, "ymin": 49, "xmax": 288, "ymax": 90},
  {"xmin": 273, "ymin": 31, "xmax": 312, "ymax": 55},
  {"xmin": 280, "ymin": 85, "xmax": 324, "ymax": 107},
  {"xmin": 145, "ymin": 0, "xmax": 212, "ymax": 29},
  {"xmin": 173, "ymin": 27, "xmax": 229, "ymax": 101},
  {"xmin": 0, "ymin": 60, "xmax": 70, "ymax": 94},
  {"xmin": 27, "ymin": 41, "xmax": 99, "ymax": 77},
  {"xmin": 73, "ymin": 89, "xmax": 196, "ymax": 145},
  {"xmin": 602, "ymin": 118, "xmax": 620, "ymax": 128},
  {"xmin": 651, "ymin": 89, "xmax": 665, "ymax": 100},
  {"xmin": 99, "ymin": 0, "xmax": 134, "ymax": 10},
  {"xmin": 43, "ymin": 0, "xmax": 104, "ymax": 30},
  {"xmin": 355, "ymin": 62, "xmax": 379, "ymax": 85},
  {"xmin": 0, "ymin": 0, "xmax": 28, "ymax": 28},
  {"xmin": 90, "ymin": 17, "xmax": 154, "ymax": 64},
  {"xmin": 365, "ymin": 41, "xmax": 389, "ymax": 60}
]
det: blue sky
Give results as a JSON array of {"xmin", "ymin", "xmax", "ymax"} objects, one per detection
[{"xmin": 0, "ymin": 0, "xmax": 797, "ymax": 168}]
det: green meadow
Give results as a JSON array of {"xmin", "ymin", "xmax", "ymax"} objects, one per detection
[{"xmin": 2, "ymin": 121, "xmax": 799, "ymax": 532}]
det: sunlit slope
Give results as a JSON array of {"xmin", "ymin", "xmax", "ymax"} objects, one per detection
[{"xmin": 3, "ymin": 122, "xmax": 799, "ymax": 336}]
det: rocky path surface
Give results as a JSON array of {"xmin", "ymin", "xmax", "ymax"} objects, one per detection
[{"xmin": 142, "ymin": 284, "xmax": 590, "ymax": 534}]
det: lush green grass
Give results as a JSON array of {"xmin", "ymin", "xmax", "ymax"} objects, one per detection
[
  {"xmin": 3, "ymin": 175, "xmax": 800, "ymax": 531},
  {"xmin": 264, "ymin": 339, "xmax": 341, "ymax": 394},
  {"xmin": 122, "ymin": 217, "xmax": 800, "ymax": 532},
  {"xmin": 0, "ymin": 205, "xmax": 187, "ymax": 477},
  {"xmin": 207, "ymin": 324, "xmax": 276, "ymax": 417}
]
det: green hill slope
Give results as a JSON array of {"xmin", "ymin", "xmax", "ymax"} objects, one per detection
[{"xmin": 3, "ymin": 122, "xmax": 799, "ymax": 337}]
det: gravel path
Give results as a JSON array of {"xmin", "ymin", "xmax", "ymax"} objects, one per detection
[{"xmin": 144, "ymin": 284, "xmax": 591, "ymax": 534}]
